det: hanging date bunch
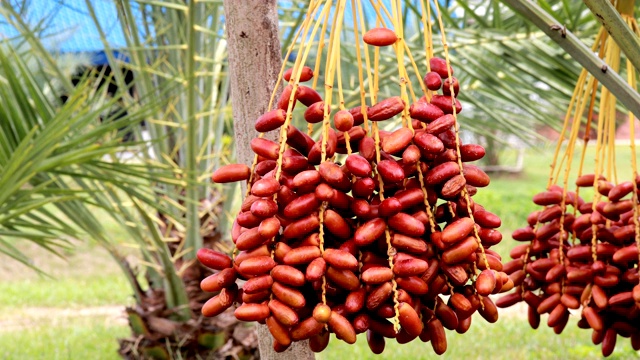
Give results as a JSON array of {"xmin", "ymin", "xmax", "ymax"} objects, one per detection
[
  {"xmin": 200, "ymin": 0, "xmax": 510, "ymax": 354},
  {"xmin": 498, "ymin": 2, "xmax": 640, "ymax": 357}
]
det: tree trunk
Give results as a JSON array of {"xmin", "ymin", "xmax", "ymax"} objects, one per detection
[
  {"xmin": 483, "ymin": 136, "xmax": 500, "ymax": 167},
  {"xmin": 223, "ymin": 1, "xmax": 316, "ymax": 359},
  {"xmin": 224, "ymin": 0, "xmax": 283, "ymax": 156}
]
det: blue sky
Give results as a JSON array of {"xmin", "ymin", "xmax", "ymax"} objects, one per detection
[{"xmin": 1, "ymin": 1, "xmax": 131, "ymax": 53}]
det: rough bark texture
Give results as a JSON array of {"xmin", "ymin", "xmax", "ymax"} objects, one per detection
[
  {"xmin": 223, "ymin": 1, "xmax": 316, "ymax": 359},
  {"xmin": 225, "ymin": 0, "xmax": 283, "ymax": 163}
]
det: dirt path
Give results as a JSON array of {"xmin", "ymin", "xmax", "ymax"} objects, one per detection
[{"xmin": 0, "ymin": 305, "xmax": 128, "ymax": 332}]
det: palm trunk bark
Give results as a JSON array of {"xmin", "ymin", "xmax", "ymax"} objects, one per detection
[{"xmin": 223, "ymin": 1, "xmax": 316, "ymax": 358}]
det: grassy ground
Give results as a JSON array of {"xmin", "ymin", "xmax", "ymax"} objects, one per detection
[
  {"xmin": 0, "ymin": 316, "xmax": 128, "ymax": 360},
  {"xmin": 320, "ymin": 317, "xmax": 638, "ymax": 359},
  {"xmin": 0, "ymin": 238, "xmax": 132, "ymax": 359},
  {"xmin": 1, "ymin": 146, "xmax": 638, "ymax": 359}
]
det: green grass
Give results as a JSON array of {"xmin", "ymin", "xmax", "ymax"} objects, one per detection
[
  {"xmin": 0, "ymin": 275, "xmax": 131, "ymax": 311},
  {"xmin": 0, "ymin": 239, "xmax": 132, "ymax": 313},
  {"xmin": 320, "ymin": 316, "xmax": 638, "ymax": 359},
  {"xmin": 0, "ymin": 316, "xmax": 127, "ymax": 360},
  {"xmin": 0, "ymin": 237, "xmax": 132, "ymax": 359}
]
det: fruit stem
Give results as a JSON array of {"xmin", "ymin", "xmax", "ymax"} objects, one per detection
[
  {"xmin": 584, "ymin": 0, "xmax": 640, "ymax": 75},
  {"xmin": 501, "ymin": 0, "xmax": 640, "ymax": 120},
  {"xmin": 431, "ymin": 0, "xmax": 491, "ymax": 272}
]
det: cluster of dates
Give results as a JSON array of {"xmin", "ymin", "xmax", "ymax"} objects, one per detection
[
  {"xmin": 199, "ymin": 49, "xmax": 511, "ymax": 354},
  {"xmin": 499, "ymin": 174, "xmax": 640, "ymax": 356}
]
